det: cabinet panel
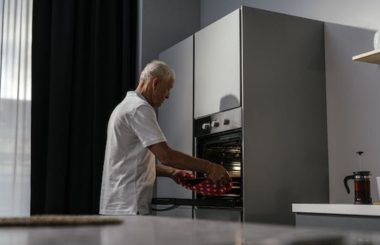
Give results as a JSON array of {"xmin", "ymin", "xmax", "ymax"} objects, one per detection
[
  {"xmin": 158, "ymin": 36, "xmax": 193, "ymax": 159},
  {"xmin": 194, "ymin": 9, "xmax": 241, "ymax": 118},
  {"xmin": 156, "ymin": 36, "xmax": 194, "ymax": 218},
  {"xmin": 241, "ymin": 7, "xmax": 328, "ymax": 224}
]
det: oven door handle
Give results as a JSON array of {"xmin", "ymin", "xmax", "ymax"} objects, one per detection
[
  {"xmin": 194, "ymin": 206, "xmax": 243, "ymax": 210},
  {"xmin": 152, "ymin": 198, "xmax": 242, "ymax": 208}
]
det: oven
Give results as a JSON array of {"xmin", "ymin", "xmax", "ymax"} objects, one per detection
[
  {"xmin": 193, "ymin": 107, "xmax": 243, "ymax": 221},
  {"xmin": 152, "ymin": 107, "xmax": 243, "ymax": 221}
]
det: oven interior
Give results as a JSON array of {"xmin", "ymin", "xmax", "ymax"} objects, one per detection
[{"xmin": 196, "ymin": 130, "xmax": 242, "ymax": 205}]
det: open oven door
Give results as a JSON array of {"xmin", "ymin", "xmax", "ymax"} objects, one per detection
[
  {"xmin": 194, "ymin": 207, "xmax": 242, "ymax": 222},
  {"xmin": 151, "ymin": 198, "xmax": 242, "ymax": 222}
]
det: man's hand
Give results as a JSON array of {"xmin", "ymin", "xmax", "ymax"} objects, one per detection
[{"xmin": 206, "ymin": 164, "xmax": 230, "ymax": 185}]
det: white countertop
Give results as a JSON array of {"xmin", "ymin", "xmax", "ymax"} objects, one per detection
[
  {"xmin": 0, "ymin": 215, "xmax": 379, "ymax": 245},
  {"xmin": 293, "ymin": 203, "xmax": 380, "ymax": 216}
]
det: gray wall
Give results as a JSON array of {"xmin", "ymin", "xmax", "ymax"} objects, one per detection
[
  {"xmin": 137, "ymin": 0, "xmax": 200, "ymax": 76},
  {"xmin": 325, "ymin": 23, "xmax": 380, "ymax": 203}
]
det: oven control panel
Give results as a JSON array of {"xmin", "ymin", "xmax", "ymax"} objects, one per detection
[
  {"xmin": 211, "ymin": 120, "xmax": 219, "ymax": 127},
  {"xmin": 194, "ymin": 107, "xmax": 242, "ymax": 137}
]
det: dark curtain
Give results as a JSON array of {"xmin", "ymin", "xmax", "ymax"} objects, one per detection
[{"xmin": 31, "ymin": 0, "xmax": 137, "ymax": 214}]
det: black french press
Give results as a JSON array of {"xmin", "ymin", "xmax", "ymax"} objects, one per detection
[{"xmin": 343, "ymin": 151, "xmax": 372, "ymax": 205}]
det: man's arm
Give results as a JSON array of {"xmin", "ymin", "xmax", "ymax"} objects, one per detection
[
  {"xmin": 149, "ymin": 142, "xmax": 230, "ymax": 185},
  {"xmin": 156, "ymin": 164, "xmax": 177, "ymax": 177},
  {"xmin": 156, "ymin": 165, "xmax": 191, "ymax": 184}
]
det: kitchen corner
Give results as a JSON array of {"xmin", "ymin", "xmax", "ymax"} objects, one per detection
[{"xmin": 288, "ymin": 30, "xmax": 380, "ymax": 234}]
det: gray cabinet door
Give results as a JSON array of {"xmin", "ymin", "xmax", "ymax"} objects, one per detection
[
  {"xmin": 156, "ymin": 36, "xmax": 194, "ymax": 218},
  {"xmin": 241, "ymin": 7, "xmax": 328, "ymax": 225},
  {"xmin": 194, "ymin": 9, "xmax": 241, "ymax": 119}
]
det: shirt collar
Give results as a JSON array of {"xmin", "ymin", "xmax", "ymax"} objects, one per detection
[{"xmin": 127, "ymin": 91, "xmax": 148, "ymax": 103}]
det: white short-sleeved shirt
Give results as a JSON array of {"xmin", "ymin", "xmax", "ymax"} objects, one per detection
[{"xmin": 99, "ymin": 91, "xmax": 166, "ymax": 215}]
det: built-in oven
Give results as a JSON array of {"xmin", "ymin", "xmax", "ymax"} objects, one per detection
[
  {"xmin": 193, "ymin": 107, "xmax": 242, "ymax": 221},
  {"xmin": 152, "ymin": 107, "xmax": 243, "ymax": 221}
]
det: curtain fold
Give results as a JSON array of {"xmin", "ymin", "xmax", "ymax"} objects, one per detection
[{"xmin": 31, "ymin": 0, "xmax": 137, "ymax": 214}]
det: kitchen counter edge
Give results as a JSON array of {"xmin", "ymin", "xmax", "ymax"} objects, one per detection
[{"xmin": 292, "ymin": 203, "xmax": 380, "ymax": 216}]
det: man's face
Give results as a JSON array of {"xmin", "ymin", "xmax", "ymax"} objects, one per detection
[{"xmin": 152, "ymin": 77, "xmax": 174, "ymax": 107}]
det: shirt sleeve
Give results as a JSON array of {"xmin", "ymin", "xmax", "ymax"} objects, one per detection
[{"xmin": 129, "ymin": 104, "xmax": 167, "ymax": 148}]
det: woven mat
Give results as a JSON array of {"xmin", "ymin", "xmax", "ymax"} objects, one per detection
[{"xmin": 0, "ymin": 215, "xmax": 123, "ymax": 226}]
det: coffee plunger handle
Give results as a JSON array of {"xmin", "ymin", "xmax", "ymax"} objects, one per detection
[
  {"xmin": 343, "ymin": 175, "xmax": 355, "ymax": 194},
  {"xmin": 356, "ymin": 151, "xmax": 364, "ymax": 171}
]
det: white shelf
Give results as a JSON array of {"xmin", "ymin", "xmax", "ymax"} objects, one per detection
[{"xmin": 352, "ymin": 49, "xmax": 380, "ymax": 64}]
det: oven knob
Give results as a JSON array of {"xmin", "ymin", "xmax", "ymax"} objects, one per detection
[
  {"xmin": 211, "ymin": 120, "xmax": 220, "ymax": 128},
  {"xmin": 222, "ymin": 119, "xmax": 230, "ymax": 125},
  {"xmin": 202, "ymin": 123, "xmax": 211, "ymax": 130}
]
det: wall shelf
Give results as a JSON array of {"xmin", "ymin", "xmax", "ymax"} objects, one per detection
[{"xmin": 352, "ymin": 49, "xmax": 380, "ymax": 64}]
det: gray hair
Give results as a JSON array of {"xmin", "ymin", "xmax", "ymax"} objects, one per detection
[{"xmin": 139, "ymin": 60, "xmax": 175, "ymax": 84}]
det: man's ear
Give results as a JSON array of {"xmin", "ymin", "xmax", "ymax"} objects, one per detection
[{"xmin": 152, "ymin": 78, "xmax": 159, "ymax": 90}]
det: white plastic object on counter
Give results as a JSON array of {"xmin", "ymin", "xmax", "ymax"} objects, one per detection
[
  {"xmin": 374, "ymin": 30, "xmax": 380, "ymax": 50},
  {"xmin": 377, "ymin": 177, "xmax": 380, "ymax": 200}
]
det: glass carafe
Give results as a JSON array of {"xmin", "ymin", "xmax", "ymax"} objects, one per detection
[{"xmin": 344, "ymin": 171, "xmax": 372, "ymax": 204}]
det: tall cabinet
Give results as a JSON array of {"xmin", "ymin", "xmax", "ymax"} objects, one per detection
[
  {"xmin": 155, "ymin": 36, "xmax": 194, "ymax": 218},
  {"xmin": 194, "ymin": 6, "xmax": 329, "ymax": 224},
  {"xmin": 157, "ymin": 6, "xmax": 329, "ymax": 225},
  {"xmin": 240, "ymin": 7, "xmax": 328, "ymax": 224}
]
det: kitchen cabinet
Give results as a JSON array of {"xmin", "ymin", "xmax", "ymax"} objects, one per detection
[
  {"xmin": 293, "ymin": 204, "xmax": 380, "ymax": 231},
  {"xmin": 352, "ymin": 49, "xmax": 380, "ymax": 64},
  {"xmin": 156, "ymin": 36, "xmax": 194, "ymax": 218},
  {"xmin": 194, "ymin": 9, "xmax": 240, "ymax": 118},
  {"xmin": 204, "ymin": 6, "xmax": 329, "ymax": 224},
  {"xmin": 156, "ymin": 6, "xmax": 329, "ymax": 225}
]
